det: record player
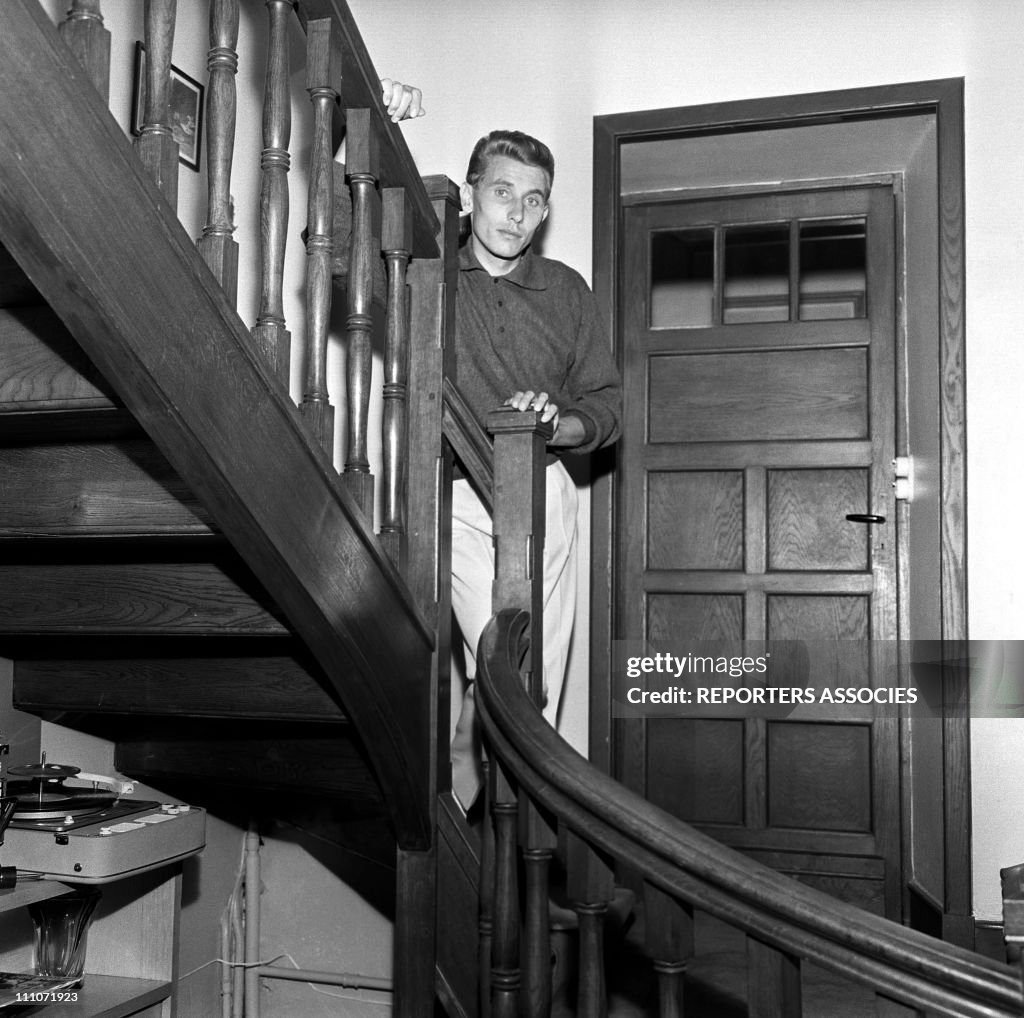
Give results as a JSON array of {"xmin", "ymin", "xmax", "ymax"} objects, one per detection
[{"xmin": 0, "ymin": 760, "xmax": 205, "ymax": 884}]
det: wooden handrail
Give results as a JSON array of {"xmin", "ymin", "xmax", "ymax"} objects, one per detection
[
  {"xmin": 475, "ymin": 609, "xmax": 1024, "ymax": 1018},
  {"xmin": 442, "ymin": 377, "xmax": 495, "ymax": 512}
]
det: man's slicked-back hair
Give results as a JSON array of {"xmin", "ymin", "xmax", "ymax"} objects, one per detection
[{"xmin": 465, "ymin": 130, "xmax": 555, "ymax": 193}]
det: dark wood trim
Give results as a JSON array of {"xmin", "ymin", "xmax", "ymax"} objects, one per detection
[
  {"xmin": 588, "ymin": 115, "xmax": 620, "ymax": 778},
  {"xmin": 14, "ymin": 654, "xmax": 345, "ymax": 721},
  {"xmin": 932, "ymin": 81, "xmax": 973, "ymax": 948},
  {"xmin": 590, "ymin": 77, "xmax": 969, "ymax": 932},
  {"xmin": 619, "ymin": 172, "xmax": 900, "ymax": 207},
  {"xmin": 595, "ymin": 78, "xmax": 965, "ymax": 140}
]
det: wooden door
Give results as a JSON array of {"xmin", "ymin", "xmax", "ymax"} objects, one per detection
[{"xmin": 617, "ymin": 184, "xmax": 902, "ymax": 917}]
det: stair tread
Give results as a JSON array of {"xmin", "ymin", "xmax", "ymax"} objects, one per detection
[
  {"xmin": 0, "ymin": 438, "xmax": 215, "ymax": 538},
  {"xmin": 14, "ymin": 651, "xmax": 345, "ymax": 721}
]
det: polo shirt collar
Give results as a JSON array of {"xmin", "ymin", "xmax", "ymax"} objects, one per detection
[{"xmin": 458, "ymin": 242, "xmax": 548, "ymax": 291}]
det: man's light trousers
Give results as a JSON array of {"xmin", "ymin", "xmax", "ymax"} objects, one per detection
[{"xmin": 449, "ymin": 460, "xmax": 578, "ymax": 809}]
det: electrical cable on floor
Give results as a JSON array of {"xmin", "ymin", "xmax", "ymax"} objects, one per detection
[
  {"xmin": 182, "ymin": 953, "xmax": 393, "ymax": 1008},
  {"xmin": 263, "ymin": 953, "xmax": 393, "ymax": 1008}
]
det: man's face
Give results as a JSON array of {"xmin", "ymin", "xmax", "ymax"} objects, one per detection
[{"xmin": 461, "ymin": 155, "xmax": 550, "ymax": 275}]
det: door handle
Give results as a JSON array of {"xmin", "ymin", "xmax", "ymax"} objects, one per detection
[{"xmin": 846, "ymin": 513, "xmax": 886, "ymax": 524}]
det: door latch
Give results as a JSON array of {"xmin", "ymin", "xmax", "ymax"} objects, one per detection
[{"xmin": 893, "ymin": 456, "xmax": 914, "ymax": 502}]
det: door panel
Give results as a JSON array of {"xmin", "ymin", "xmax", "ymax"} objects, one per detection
[
  {"xmin": 617, "ymin": 184, "xmax": 900, "ymax": 917},
  {"xmin": 648, "ymin": 348, "xmax": 869, "ymax": 442}
]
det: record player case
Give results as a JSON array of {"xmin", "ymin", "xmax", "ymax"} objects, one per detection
[{"xmin": 0, "ymin": 762, "xmax": 204, "ymax": 1017}]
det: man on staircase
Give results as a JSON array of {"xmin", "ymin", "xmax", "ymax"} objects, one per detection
[{"xmin": 449, "ymin": 129, "xmax": 622, "ymax": 811}]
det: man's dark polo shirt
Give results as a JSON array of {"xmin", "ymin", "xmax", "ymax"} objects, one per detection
[{"xmin": 454, "ymin": 244, "xmax": 622, "ymax": 455}]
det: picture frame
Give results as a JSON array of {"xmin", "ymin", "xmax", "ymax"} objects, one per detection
[{"xmin": 130, "ymin": 41, "xmax": 204, "ymax": 172}]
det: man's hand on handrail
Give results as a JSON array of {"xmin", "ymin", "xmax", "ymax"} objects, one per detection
[{"xmin": 380, "ymin": 78, "xmax": 425, "ymax": 122}]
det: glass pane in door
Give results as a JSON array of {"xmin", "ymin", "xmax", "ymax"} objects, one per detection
[
  {"xmin": 798, "ymin": 218, "xmax": 867, "ymax": 320},
  {"xmin": 723, "ymin": 223, "xmax": 790, "ymax": 323},
  {"xmin": 650, "ymin": 228, "xmax": 714, "ymax": 328}
]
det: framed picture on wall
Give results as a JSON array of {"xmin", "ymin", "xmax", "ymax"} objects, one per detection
[{"xmin": 130, "ymin": 41, "xmax": 204, "ymax": 172}]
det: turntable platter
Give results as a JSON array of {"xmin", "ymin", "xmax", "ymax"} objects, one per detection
[
  {"xmin": 7, "ymin": 784, "xmax": 118, "ymax": 820},
  {"xmin": 6, "ymin": 761, "xmax": 117, "ymax": 820}
]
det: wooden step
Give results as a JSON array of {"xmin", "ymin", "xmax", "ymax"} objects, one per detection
[
  {"xmin": 0, "ymin": 303, "xmax": 117, "ymax": 409},
  {"xmin": 14, "ymin": 651, "xmax": 344, "ymax": 722},
  {"xmin": 0, "ymin": 557, "xmax": 288, "ymax": 637},
  {"xmin": 113, "ymin": 719, "xmax": 381, "ymax": 801},
  {"xmin": 0, "ymin": 438, "xmax": 215, "ymax": 537},
  {"xmin": 0, "ymin": 302, "xmax": 132, "ymax": 441}
]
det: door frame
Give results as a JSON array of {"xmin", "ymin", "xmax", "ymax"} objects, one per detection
[{"xmin": 589, "ymin": 79, "xmax": 969, "ymax": 940}]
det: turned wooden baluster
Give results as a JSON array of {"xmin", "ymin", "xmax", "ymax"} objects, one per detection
[
  {"xmin": 250, "ymin": 0, "xmax": 293, "ymax": 383},
  {"xmin": 298, "ymin": 18, "xmax": 340, "ymax": 453},
  {"xmin": 133, "ymin": 0, "xmax": 178, "ymax": 208},
  {"xmin": 522, "ymin": 799, "xmax": 556, "ymax": 1018},
  {"xmin": 489, "ymin": 759, "xmax": 521, "ymax": 1018},
  {"xmin": 747, "ymin": 935, "xmax": 802, "ymax": 1017},
  {"xmin": 342, "ymin": 109, "xmax": 381, "ymax": 518},
  {"xmin": 478, "ymin": 759, "xmax": 495, "ymax": 1018},
  {"xmin": 567, "ymin": 832, "xmax": 614, "ymax": 1018},
  {"xmin": 197, "ymin": 0, "xmax": 239, "ymax": 303},
  {"xmin": 380, "ymin": 187, "xmax": 412, "ymax": 567},
  {"xmin": 644, "ymin": 883, "xmax": 693, "ymax": 1018},
  {"xmin": 59, "ymin": 0, "xmax": 110, "ymax": 102}
]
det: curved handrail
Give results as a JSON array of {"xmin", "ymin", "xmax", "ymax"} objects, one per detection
[{"xmin": 476, "ymin": 609, "xmax": 1023, "ymax": 1018}]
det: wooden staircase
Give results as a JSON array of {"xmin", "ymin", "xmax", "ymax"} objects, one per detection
[
  {"xmin": 0, "ymin": 2, "xmax": 457, "ymax": 1014},
  {"xmin": 0, "ymin": 265, "xmax": 377, "ymax": 807},
  {"xmin": 0, "ymin": 0, "xmax": 443, "ymax": 836}
]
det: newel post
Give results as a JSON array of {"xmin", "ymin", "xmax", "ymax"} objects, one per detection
[{"xmin": 487, "ymin": 407, "xmax": 553, "ymax": 706}]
